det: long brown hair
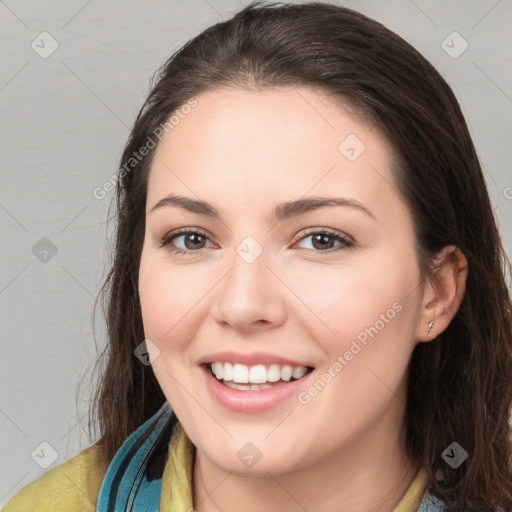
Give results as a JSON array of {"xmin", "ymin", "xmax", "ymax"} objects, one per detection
[{"xmin": 85, "ymin": 2, "xmax": 512, "ymax": 509}]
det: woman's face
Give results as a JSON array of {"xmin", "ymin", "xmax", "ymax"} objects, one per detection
[{"xmin": 138, "ymin": 86, "xmax": 426, "ymax": 475}]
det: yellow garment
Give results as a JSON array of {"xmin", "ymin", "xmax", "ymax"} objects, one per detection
[
  {"xmin": 393, "ymin": 467, "xmax": 426, "ymax": 512},
  {"xmin": 159, "ymin": 423, "xmax": 195, "ymax": 511},
  {"xmin": 3, "ymin": 423, "xmax": 425, "ymax": 511},
  {"xmin": 2, "ymin": 439, "xmax": 106, "ymax": 511}
]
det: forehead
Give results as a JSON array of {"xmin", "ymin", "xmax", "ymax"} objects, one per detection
[{"xmin": 146, "ymin": 86, "xmax": 400, "ymax": 218}]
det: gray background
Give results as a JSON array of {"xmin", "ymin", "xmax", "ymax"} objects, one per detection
[{"xmin": 1, "ymin": 0, "xmax": 511, "ymax": 506}]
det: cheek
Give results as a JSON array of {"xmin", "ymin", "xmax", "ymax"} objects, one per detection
[
  {"xmin": 290, "ymin": 263, "xmax": 419, "ymax": 434},
  {"xmin": 139, "ymin": 251, "xmax": 182, "ymax": 331},
  {"xmin": 138, "ymin": 255, "xmax": 202, "ymax": 410},
  {"xmin": 291, "ymin": 251, "xmax": 420, "ymax": 367},
  {"xmin": 138, "ymin": 251, "xmax": 214, "ymax": 358}
]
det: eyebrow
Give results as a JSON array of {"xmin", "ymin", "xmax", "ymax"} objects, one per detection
[{"xmin": 149, "ymin": 194, "xmax": 376, "ymax": 222}]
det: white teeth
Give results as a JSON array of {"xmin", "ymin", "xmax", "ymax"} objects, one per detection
[
  {"xmin": 281, "ymin": 365, "xmax": 293, "ymax": 382},
  {"xmin": 209, "ymin": 362, "xmax": 310, "ymax": 384},
  {"xmin": 222, "ymin": 362, "xmax": 233, "ymax": 381},
  {"xmin": 267, "ymin": 364, "xmax": 281, "ymax": 382},
  {"xmin": 249, "ymin": 364, "xmax": 267, "ymax": 384},
  {"xmin": 292, "ymin": 366, "xmax": 308, "ymax": 379},
  {"xmin": 224, "ymin": 381, "xmax": 273, "ymax": 391},
  {"xmin": 212, "ymin": 362, "xmax": 223, "ymax": 380},
  {"xmin": 232, "ymin": 363, "xmax": 249, "ymax": 383}
]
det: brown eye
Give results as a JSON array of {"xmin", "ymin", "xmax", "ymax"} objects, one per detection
[
  {"xmin": 311, "ymin": 233, "xmax": 337, "ymax": 250},
  {"xmin": 158, "ymin": 229, "xmax": 212, "ymax": 254},
  {"xmin": 294, "ymin": 229, "xmax": 354, "ymax": 254},
  {"xmin": 181, "ymin": 232, "xmax": 206, "ymax": 250}
]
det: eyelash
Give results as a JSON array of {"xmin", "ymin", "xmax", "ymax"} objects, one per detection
[{"xmin": 158, "ymin": 228, "xmax": 355, "ymax": 256}]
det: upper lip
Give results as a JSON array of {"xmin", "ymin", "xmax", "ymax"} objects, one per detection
[{"xmin": 198, "ymin": 351, "xmax": 314, "ymax": 368}]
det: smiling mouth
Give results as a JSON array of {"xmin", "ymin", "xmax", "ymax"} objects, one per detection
[{"xmin": 203, "ymin": 362, "xmax": 315, "ymax": 391}]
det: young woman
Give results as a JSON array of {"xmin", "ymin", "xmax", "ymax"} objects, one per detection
[{"xmin": 5, "ymin": 1, "xmax": 512, "ymax": 511}]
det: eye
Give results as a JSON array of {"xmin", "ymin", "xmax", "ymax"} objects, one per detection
[
  {"xmin": 292, "ymin": 228, "xmax": 354, "ymax": 254},
  {"xmin": 158, "ymin": 227, "xmax": 354, "ymax": 255},
  {"xmin": 158, "ymin": 228, "xmax": 213, "ymax": 255}
]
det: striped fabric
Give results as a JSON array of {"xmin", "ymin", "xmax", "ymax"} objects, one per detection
[{"xmin": 95, "ymin": 402, "xmax": 174, "ymax": 512}]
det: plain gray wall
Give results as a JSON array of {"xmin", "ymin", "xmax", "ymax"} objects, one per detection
[{"xmin": 1, "ymin": 0, "xmax": 511, "ymax": 506}]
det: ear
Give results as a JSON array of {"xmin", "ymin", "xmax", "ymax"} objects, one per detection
[{"xmin": 415, "ymin": 245, "xmax": 468, "ymax": 343}]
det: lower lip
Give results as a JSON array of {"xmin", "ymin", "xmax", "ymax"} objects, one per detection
[{"xmin": 201, "ymin": 365, "xmax": 314, "ymax": 413}]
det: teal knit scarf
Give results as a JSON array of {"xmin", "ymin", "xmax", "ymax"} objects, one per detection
[{"xmin": 95, "ymin": 401, "xmax": 174, "ymax": 512}]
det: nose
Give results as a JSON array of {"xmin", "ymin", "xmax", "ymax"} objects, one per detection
[{"xmin": 210, "ymin": 248, "xmax": 287, "ymax": 332}]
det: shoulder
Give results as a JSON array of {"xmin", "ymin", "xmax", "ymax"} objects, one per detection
[{"xmin": 2, "ymin": 441, "xmax": 107, "ymax": 512}]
